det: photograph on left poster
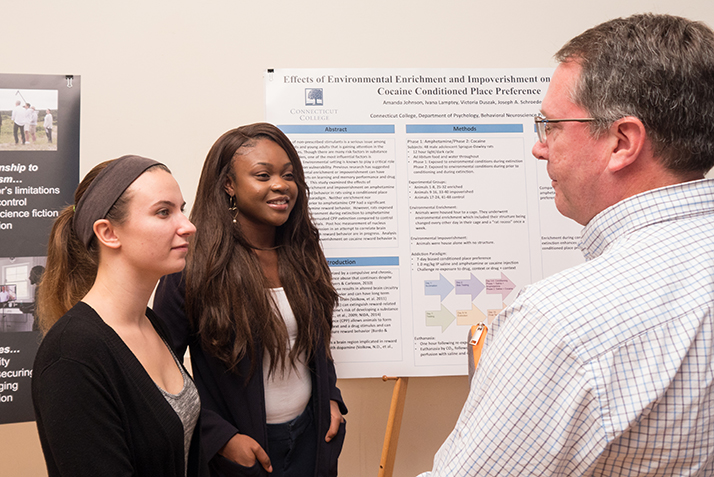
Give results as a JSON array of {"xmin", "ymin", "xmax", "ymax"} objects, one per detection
[
  {"xmin": 0, "ymin": 256, "xmax": 46, "ymax": 332},
  {"xmin": 0, "ymin": 89, "xmax": 59, "ymax": 151}
]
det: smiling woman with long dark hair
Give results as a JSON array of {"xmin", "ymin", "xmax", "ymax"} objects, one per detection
[{"xmin": 155, "ymin": 123, "xmax": 347, "ymax": 477}]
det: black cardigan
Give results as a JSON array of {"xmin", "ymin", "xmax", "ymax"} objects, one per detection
[
  {"xmin": 32, "ymin": 302, "xmax": 209, "ymax": 477},
  {"xmin": 154, "ymin": 272, "xmax": 347, "ymax": 477}
]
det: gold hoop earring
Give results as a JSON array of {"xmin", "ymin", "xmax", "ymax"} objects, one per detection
[{"xmin": 228, "ymin": 195, "xmax": 239, "ymax": 223}]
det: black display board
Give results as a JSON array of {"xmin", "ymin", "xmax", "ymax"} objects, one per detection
[{"xmin": 0, "ymin": 74, "xmax": 80, "ymax": 424}]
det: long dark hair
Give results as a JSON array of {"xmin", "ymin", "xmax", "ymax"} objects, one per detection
[{"xmin": 185, "ymin": 123, "xmax": 338, "ymax": 376}]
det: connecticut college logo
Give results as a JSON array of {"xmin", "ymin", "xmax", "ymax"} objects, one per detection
[{"xmin": 305, "ymin": 88, "xmax": 323, "ymax": 106}]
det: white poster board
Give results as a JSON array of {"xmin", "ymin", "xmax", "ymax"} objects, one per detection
[{"xmin": 265, "ymin": 68, "xmax": 583, "ymax": 378}]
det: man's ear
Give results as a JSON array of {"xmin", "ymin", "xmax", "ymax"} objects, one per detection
[
  {"xmin": 607, "ymin": 116, "xmax": 647, "ymax": 173},
  {"xmin": 92, "ymin": 219, "xmax": 121, "ymax": 250}
]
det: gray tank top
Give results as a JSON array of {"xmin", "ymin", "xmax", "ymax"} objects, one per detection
[{"xmin": 157, "ymin": 345, "xmax": 200, "ymax": 477}]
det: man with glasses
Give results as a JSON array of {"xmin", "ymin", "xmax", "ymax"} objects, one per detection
[{"xmin": 419, "ymin": 13, "xmax": 714, "ymax": 476}]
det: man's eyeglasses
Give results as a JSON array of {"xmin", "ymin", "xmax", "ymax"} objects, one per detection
[{"xmin": 534, "ymin": 114, "xmax": 597, "ymax": 144}]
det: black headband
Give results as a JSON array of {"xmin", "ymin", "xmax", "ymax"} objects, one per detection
[{"xmin": 73, "ymin": 155, "xmax": 162, "ymax": 248}]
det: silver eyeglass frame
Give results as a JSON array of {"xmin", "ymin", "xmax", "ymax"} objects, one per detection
[{"xmin": 534, "ymin": 114, "xmax": 597, "ymax": 143}]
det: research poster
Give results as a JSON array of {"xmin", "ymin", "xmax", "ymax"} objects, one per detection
[
  {"xmin": 265, "ymin": 68, "xmax": 583, "ymax": 378},
  {"xmin": 0, "ymin": 74, "xmax": 80, "ymax": 423}
]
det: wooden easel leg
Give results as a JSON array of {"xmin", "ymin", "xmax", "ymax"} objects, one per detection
[{"xmin": 378, "ymin": 376, "xmax": 409, "ymax": 477}]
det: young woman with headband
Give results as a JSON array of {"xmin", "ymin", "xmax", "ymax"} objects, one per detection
[
  {"xmin": 154, "ymin": 123, "xmax": 346, "ymax": 477},
  {"xmin": 32, "ymin": 155, "xmax": 208, "ymax": 477}
]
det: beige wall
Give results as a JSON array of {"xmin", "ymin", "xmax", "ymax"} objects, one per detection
[{"xmin": 3, "ymin": 1, "xmax": 714, "ymax": 476}]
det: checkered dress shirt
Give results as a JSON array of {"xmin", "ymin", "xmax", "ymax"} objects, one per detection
[{"xmin": 419, "ymin": 179, "xmax": 714, "ymax": 476}]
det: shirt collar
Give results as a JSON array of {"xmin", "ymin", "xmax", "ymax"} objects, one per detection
[{"xmin": 579, "ymin": 179, "xmax": 714, "ymax": 261}]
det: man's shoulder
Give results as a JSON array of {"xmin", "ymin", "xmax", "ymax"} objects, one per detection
[
  {"xmin": 518, "ymin": 258, "xmax": 604, "ymax": 307},
  {"xmin": 508, "ymin": 225, "xmax": 714, "ymax": 363}
]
